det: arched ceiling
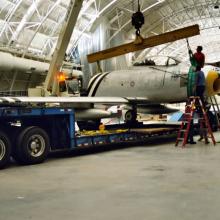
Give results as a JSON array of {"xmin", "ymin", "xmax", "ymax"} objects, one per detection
[{"xmin": 0, "ymin": 0, "xmax": 220, "ymax": 63}]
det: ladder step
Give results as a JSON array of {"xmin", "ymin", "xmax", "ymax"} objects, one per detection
[{"xmin": 176, "ymin": 96, "xmax": 216, "ymax": 147}]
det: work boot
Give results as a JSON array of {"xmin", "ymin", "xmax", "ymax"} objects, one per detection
[
  {"xmin": 205, "ymin": 139, "xmax": 209, "ymax": 144},
  {"xmin": 198, "ymin": 137, "xmax": 203, "ymax": 141},
  {"xmin": 187, "ymin": 138, "xmax": 196, "ymax": 144}
]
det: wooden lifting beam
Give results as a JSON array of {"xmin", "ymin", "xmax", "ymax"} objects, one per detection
[{"xmin": 87, "ymin": 24, "xmax": 200, "ymax": 63}]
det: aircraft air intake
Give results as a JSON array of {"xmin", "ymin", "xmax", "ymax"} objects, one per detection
[{"xmin": 206, "ymin": 70, "xmax": 220, "ymax": 96}]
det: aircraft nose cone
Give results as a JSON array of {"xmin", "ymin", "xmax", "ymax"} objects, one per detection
[
  {"xmin": 206, "ymin": 70, "xmax": 220, "ymax": 96},
  {"xmin": 213, "ymin": 78, "xmax": 220, "ymax": 94}
]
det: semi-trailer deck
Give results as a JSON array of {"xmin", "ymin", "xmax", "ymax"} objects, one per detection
[{"xmin": 0, "ymin": 106, "xmax": 178, "ymax": 169}]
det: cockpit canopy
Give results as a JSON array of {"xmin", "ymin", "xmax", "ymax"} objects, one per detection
[{"xmin": 133, "ymin": 56, "xmax": 181, "ymax": 67}]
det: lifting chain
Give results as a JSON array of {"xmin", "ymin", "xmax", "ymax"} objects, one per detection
[{"xmin": 131, "ymin": 0, "xmax": 145, "ymax": 44}]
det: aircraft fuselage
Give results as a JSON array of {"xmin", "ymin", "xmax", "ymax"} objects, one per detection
[{"xmin": 88, "ymin": 65, "xmax": 188, "ymax": 104}]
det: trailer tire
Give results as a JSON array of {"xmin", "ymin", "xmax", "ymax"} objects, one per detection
[
  {"xmin": 0, "ymin": 131, "xmax": 11, "ymax": 169},
  {"xmin": 15, "ymin": 126, "xmax": 50, "ymax": 165}
]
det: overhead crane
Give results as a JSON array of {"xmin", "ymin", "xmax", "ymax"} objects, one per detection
[{"xmin": 44, "ymin": 0, "xmax": 84, "ymax": 96}]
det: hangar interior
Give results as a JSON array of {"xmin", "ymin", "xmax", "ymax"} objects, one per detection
[
  {"xmin": 1, "ymin": 1, "xmax": 220, "ymax": 220},
  {"xmin": 0, "ymin": 0, "xmax": 220, "ymax": 91}
]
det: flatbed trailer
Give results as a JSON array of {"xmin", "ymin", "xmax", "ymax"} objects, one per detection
[{"xmin": 0, "ymin": 106, "xmax": 178, "ymax": 169}]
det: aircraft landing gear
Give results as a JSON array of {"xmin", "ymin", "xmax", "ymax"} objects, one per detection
[{"xmin": 124, "ymin": 106, "xmax": 138, "ymax": 125}]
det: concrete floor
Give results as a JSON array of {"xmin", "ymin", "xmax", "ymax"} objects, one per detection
[{"xmin": 1, "ymin": 134, "xmax": 220, "ymax": 220}]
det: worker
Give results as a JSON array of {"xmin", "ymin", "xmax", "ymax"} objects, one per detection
[
  {"xmin": 198, "ymin": 118, "xmax": 209, "ymax": 144},
  {"xmin": 185, "ymin": 102, "xmax": 196, "ymax": 144},
  {"xmin": 195, "ymin": 65, "xmax": 210, "ymax": 144},
  {"xmin": 193, "ymin": 46, "xmax": 205, "ymax": 68},
  {"xmin": 188, "ymin": 120, "xmax": 196, "ymax": 144},
  {"xmin": 195, "ymin": 65, "xmax": 206, "ymax": 105}
]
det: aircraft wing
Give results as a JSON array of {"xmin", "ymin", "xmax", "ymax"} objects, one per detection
[
  {"xmin": 125, "ymin": 97, "xmax": 151, "ymax": 104},
  {"xmin": 0, "ymin": 96, "xmax": 132, "ymax": 105},
  {"xmin": 0, "ymin": 96, "xmax": 152, "ymax": 105},
  {"xmin": 0, "ymin": 96, "xmax": 172, "ymax": 121}
]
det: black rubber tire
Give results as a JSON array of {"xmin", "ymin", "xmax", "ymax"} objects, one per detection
[
  {"xmin": 0, "ymin": 130, "xmax": 11, "ymax": 169},
  {"xmin": 125, "ymin": 110, "xmax": 137, "ymax": 123},
  {"xmin": 15, "ymin": 126, "xmax": 50, "ymax": 165}
]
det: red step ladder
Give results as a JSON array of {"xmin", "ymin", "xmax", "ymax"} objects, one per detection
[{"xmin": 175, "ymin": 96, "xmax": 216, "ymax": 147}]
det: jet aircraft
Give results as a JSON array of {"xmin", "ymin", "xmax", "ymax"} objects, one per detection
[
  {"xmin": 86, "ymin": 56, "xmax": 220, "ymax": 122},
  {"xmin": 1, "ymin": 56, "xmax": 220, "ymax": 124}
]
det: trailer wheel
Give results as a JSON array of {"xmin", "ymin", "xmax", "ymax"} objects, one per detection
[
  {"xmin": 0, "ymin": 131, "xmax": 11, "ymax": 169},
  {"xmin": 125, "ymin": 110, "xmax": 137, "ymax": 123},
  {"xmin": 15, "ymin": 126, "xmax": 50, "ymax": 165}
]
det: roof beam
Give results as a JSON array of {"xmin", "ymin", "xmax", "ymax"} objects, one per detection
[
  {"xmin": 22, "ymin": 0, "xmax": 63, "ymax": 57},
  {"xmin": 0, "ymin": 0, "xmax": 23, "ymax": 39},
  {"xmin": 108, "ymin": 0, "xmax": 165, "ymax": 43},
  {"xmin": 8, "ymin": 0, "xmax": 44, "ymax": 45}
]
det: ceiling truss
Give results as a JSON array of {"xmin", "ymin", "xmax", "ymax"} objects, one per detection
[{"xmin": 0, "ymin": 0, "xmax": 219, "ymax": 63}]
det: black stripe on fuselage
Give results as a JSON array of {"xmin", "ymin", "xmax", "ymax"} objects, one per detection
[
  {"xmin": 90, "ymin": 72, "xmax": 110, "ymax": 97},
  {"xmin": 87, "ymin": 73, "xmax": 102, "ymax": 95}
]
